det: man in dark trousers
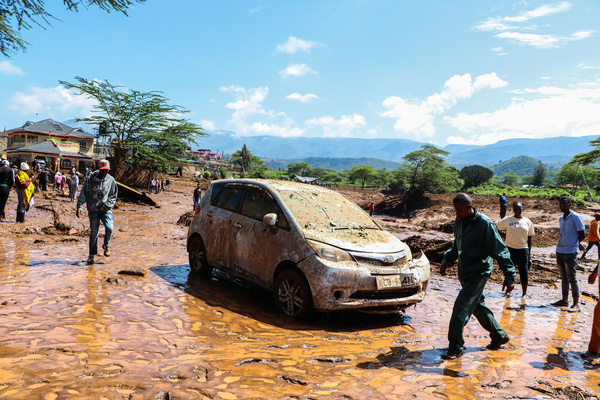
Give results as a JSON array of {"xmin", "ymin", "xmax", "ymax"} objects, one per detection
[
  {"xmin": 552, "ymin": 195, "xmax": 585, "ymax": 312},
  {"xmin": 499, "ymin": 193, "xmax": 508, "ymax": 219},
  {"xmin": 0, "ymin": 160, "xmax": 14, "ymax": 221},
  {"xmin": 76, "ymin": 159, "xmax": 118, "ymax": 265},
  {"xmin": 440, "ymin": 193, "xmax": 516, "ymax": 360},
  {"xmin": 38, "ymin": 168, "xmax": 50, "ymax": 191}
]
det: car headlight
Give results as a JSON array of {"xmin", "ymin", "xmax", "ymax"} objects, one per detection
[{"xmin": 306, "ymin": 239, "xmax": 354, "ymax": 262}]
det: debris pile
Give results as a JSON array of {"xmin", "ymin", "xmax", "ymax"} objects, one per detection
[{"xmin": 177, "ymin": 211, "xmax": 195, "ymax": 226}]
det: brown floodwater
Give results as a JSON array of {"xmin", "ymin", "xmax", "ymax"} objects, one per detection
[{"xmin": 0, "ymin": 185, "xmax": 599, "ymax": 399}]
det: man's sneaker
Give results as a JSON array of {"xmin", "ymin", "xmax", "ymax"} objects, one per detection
[
  {"xmin": 87, "ymin": 255, "xmax": 94, "ymax": 265},
  {"xmin": 441, "ymin": 349, "xmax": 463, "ymax": 360},
  {"xmin": 551, "ymin": 300, "xmax": 568, "ymax": 307},
  {"xmin": 486, "ymin": 335, "xmax": 510, "ymax": 350},
  {"xmin": 103, "ymin": 244, "xmax": 111, "ymax": 257},
  {"xmin": 567, "ymin": 304, "xmax": 580, "ymax": 313}
]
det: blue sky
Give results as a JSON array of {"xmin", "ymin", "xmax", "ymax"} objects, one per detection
[{"xmin": 2, "ymin": 0, "xmax": 600, "ymax": 146}]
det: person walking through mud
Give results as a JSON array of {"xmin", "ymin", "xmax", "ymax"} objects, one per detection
[
  {"xmin": 14, "ymin": 162, "xmax": 35, "ymax": 223},
  {"xmin": 495, "ymin": 201, "xmax": 535, "ymax": 298},
  {"xmin": 369, "ymin": 202, "xmax": 375, "ymax": 217},
  {"xmin": 552, "ymin": 195, "xmax": 585, "ymax": 312},
  {"xmin": 38, "ymin": 168, "xmax": 50, "ymax": 192},
  {"xmin": 69, "ymin": 173, "xmax": 79, "ymax": 202},
  {"xmin": 499, "ymin": 193, "xmax": 508, "ymax": 219},
  {"xmin": 55, "ymin": 172, "xmax": 62, "ymax": 192},
  {"xmin": 586, "ymin": 263, "xmax": 600, "ymax": 358},
  {"xmin": 0, "ymin": 159, "xmax": 14, "ymax": 221},
  {"xmin": 581, "ymin": 213, "xmax": 600, "ymax": 260},
  {"xmin": 76, "ymin": 159, "xmax": 118, "ymax": 265},
  {"xmin": 440, "ymin": 193, "xmax": 515, "ymax": 360},
  {"xmin": 193, "ymin": 182, "xmax": 202, "ymax": 211}
]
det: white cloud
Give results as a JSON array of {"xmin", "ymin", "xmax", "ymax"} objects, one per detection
[
  {"xmin": 279, "ymin": 63, "xmax": 317, "ymax": 79},
  {"xmin": 276, "ymin": 36, "xmax": 322, "ymax": 54},
  {"xmin": 380, "ymin": 73, "xmax": 508, "ymax": 138},
  {"xmin": 0, "ymin": 61, "xmax": 24, "ymax": 75},
  {"xmin": 579, "ymin": 63, "xmax": 600, "ymax": 70},
  {"xmin": 473, "ymin": 2, "xmax": 593, "ymax": 48},
  {"xmin": 505, "ymin": 1, "xmax": 571, "ymax": 22},
  {"xmin": 221, "ymin": 85, "xmax": 304, "ymax": 137},
  {"xmin": 285, "ymin": 93, "xmax": 318, "ymax": 103},
  {"xmin": 305, "ymin": 114, "xmax": 366, "ymax": 138},
  {"xmin": 496, "ymin": 30, "xmax": 593, "ymax": 48},
  {"xmin": 8, "ymin": 85, "xmax": 96, "ymax": 117},
  {"xmin": 200, "ymin": 119, "xmax": 215, "ymax": 130},
  {"xmin": 445, "ymin": 81, "xmax": 600, "ymax": 145}
]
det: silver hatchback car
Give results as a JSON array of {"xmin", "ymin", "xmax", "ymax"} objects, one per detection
[{"xmin": 187, "ymin": 179, "xmax": 430, "ymax": 318}]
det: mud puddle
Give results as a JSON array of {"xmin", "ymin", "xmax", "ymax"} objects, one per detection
[{"xmin": 0, "ymin": 180, "xmax": 598, "ymax": 399}]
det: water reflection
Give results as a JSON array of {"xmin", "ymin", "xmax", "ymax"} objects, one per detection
[{"xmin": 151, "ymin": 264, "xmax": 416, "ymax": 332}]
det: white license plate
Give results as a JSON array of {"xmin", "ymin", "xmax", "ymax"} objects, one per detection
[{"xmin": 376, "ymin": 274, "xmax": 416, "ymax": 289}]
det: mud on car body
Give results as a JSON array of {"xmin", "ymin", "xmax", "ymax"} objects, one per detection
[{"xmin": 187, "ymin": 179, "xmax": 430, "ymax": 318}]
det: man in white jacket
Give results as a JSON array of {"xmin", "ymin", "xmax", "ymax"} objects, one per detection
[{"xmin": 76, "ymin": 159, "xmax": 118, "ymax": 265}]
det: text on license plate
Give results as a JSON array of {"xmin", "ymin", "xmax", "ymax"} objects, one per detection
[{"xmin": 376, "ymin": 274, "xmax": 416, "ymax": 290}]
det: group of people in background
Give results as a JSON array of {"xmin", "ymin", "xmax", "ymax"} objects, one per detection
[
  {"xmin": 148, "ymin": 178, "xmax": 169, "ymax": 194},
  {"xmin": 0, "ymin": 159, "xmax": 86, "ymax": 223}
]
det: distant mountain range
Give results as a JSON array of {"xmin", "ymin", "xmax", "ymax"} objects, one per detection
[{"xmin": 197, "ymin": 131, "xmax": 596, "ymax": 169}]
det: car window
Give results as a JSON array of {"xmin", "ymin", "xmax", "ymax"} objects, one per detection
[
  {"xmin": 210, "ymin": 182, "xmax": 227, "ymax": 205},
  {"xmin": 213, "ymin": 186, "xmax": 246, "ymax": 213},
  {"xmin": 241, "ymin": 189, "xmax": 290, "ymax": 230}
]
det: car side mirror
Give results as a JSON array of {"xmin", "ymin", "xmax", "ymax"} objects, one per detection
[{"xmin": 263, "ymin": 213, "xmax": 278, "ymax": 227}]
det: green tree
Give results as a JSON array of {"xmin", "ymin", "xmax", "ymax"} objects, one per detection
[
  {"xmin": 1, "ymin": 0, "xmax": 144, "ymax": 57},
  {"xmin": 570, "ymin": 137, "xmax": 600, "ymax": 166},
  {"xmin": 554, "ymin": 164, "xmax": 600, "ymax": 188},
  {"xmin": 373, "ymin": 168, "xmax": 390, "ymax": 188},
  {"xmin": 60, "ymin": 76, "xmax": 203, "ymax": 174},
  {"xmin": 287, "ymin": 162, "xmax": 313, "ymax": 177},
  {"xmin": 397, "ymin": 145, "xmax": 458, "ymax": 193},
  {"xmin": 322, "ymin": 171, "xmax": 342, "ymax": 184},
  {"xmin": 503, "ymin": 172, "xmax": 520, "ymax": 187},
  {"xmin": 532, "ymin": 163, "xmax": 547, "ymax": 187},
  {"xmin": 348, "ymin": 165, "xmax": 376, "ymax": 188},
  {"xmin": 460, "ymin": 165, "xmax": 494, "ymax": 188},
  {"xmin": 229, "ymin": 144, "xmax": 265, "ymax": 178}
]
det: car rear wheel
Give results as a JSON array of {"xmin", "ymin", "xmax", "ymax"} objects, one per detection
[
  {"xmin": 188, "ymin": 235, "xmax": 212, "ymax": 276},
  {"xmin": 273, "ymin": 269, "xmax": 313, "ymax": 318}
]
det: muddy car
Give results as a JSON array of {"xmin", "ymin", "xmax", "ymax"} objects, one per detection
[{"xmin": 187, "ymin": 179, "xmax": 430, "ymax": 318}]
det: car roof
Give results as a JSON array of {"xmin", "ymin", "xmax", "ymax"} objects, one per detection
[{"xmin": 212, "ymin": 179, "xmax": 336, "ymax": 194}]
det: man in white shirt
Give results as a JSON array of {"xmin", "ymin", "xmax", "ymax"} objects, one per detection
[{"xmin": 496, "ymin": 201, "xmax": 535, "ymax": 298}]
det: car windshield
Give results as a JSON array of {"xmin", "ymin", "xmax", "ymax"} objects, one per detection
[{"xmin": 278, "ymin": 189, "xmax": 379, "ymax": 232}]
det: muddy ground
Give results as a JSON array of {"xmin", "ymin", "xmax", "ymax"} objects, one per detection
[{"xmin": 0, "ymin": 179, "xmax": 599, "ymax": 399}]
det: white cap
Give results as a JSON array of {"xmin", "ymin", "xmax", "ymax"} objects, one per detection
[{"xmin": 20, "ymin": 162, "xmax": 30, "ymax": 171}]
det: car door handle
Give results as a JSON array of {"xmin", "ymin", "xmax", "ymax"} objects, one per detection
[{"xmin": 232, "ymin": 222, "xmax": 242, "ymax": 228}]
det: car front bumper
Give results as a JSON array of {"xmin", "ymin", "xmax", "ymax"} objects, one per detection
[{"xmin": 298, "ymin": 251, "xmax": 430, "ymax": 313}]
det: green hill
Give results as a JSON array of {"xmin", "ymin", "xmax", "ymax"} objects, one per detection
[
  {"xmin": 262, "ymin": 157, "xmax": 402, "ymax": 172},
  {"xmin": 491, "ymin": 155, "xmax": 558, "ymax": 177}
]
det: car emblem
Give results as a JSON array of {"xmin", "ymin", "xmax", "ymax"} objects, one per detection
[{"xmin": 383, "ymin": 255, "xmax": 394, "ymax": 263}]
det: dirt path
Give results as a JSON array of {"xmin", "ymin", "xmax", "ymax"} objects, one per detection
[{"xmin": 0, "ymin": 180, "xmax": 598, "ymax": 399}]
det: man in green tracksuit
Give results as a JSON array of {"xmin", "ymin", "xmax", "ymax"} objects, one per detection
[{"xmin": 440, "ymin": 193, "xmax": 516, "ymax": 360}]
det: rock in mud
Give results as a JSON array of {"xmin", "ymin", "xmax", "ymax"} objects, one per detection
[
  {"xmin": 118, "ymin": 268, "xmax": 147, "ymax": 277},
  {"xmin": 106, "ymin": 276, "xmax": 127, "ymax": 286}
]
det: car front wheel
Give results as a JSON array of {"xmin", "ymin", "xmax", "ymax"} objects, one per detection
[
  {"xmin": 273, "ymin": 269, "xmax": 313, "ymax": 318},
  {"xmin": 188, "ymin": 235, "xmax": 212, "ymax": 276}
]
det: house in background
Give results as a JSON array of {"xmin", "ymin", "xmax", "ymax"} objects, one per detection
[{"xmin": 5, "ymin": 119, "xmax": 95, "ymax": 171}]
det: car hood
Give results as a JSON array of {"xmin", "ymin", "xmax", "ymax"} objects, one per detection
[{"xmin": 302, "ymin": 228, "xmax": 403, "ymax": 253}]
